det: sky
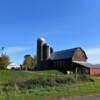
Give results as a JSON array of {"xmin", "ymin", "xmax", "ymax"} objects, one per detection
[{"xmin": 0, "ymin": 0, "xmax": 100, "ymax": 64}]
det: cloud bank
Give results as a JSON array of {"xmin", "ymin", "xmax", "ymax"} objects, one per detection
[
  {"xmin": 6, "ymin": 47, "xmax": 26, "ymax": 54},
  {"xmin": 85, "ymin": 48, "xmax": 100, "ymax": 64}
]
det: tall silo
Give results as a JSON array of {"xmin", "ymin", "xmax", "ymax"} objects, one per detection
[
  {"xmin": 50, "ymin": 47, "xmax": 54, "ymax": 55},
  {"xmin": 46, "ymin": 44, "xmax": 50, "ymax": 59},
  {"xmin": 43, "ymin": 43, "xmax": 47, "ymax": 61},
  {"xmin": 43, "ymin": 43, "xmax": 50, "ymax": 60},
  {"xmin": 37, "ymin": 38, "xmax": 45, "ymax": 67}
]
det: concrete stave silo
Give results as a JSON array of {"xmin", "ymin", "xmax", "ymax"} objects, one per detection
[
  {"xmin": 37, "ymin": 38, "xmax": 45, "ymax": 67},
  {"xmin": 37, "ymin": 37, "xmax": 54, "ymax": 69},
  {"xmin": 43, "ymin": 43, "xmax": 50, "ymax": 61},
  {"xmin": 50, "ymin": 47, "xmax": 54, "ymax": 55}
]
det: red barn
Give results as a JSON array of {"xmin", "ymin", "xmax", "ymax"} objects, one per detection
[
  {"xmin": 50, "ymin": 47, "xmax": 89, "ymax": 74},
  {"xmin": 90, "ymin": 64, "xmax": 100, "ymax": 76}
]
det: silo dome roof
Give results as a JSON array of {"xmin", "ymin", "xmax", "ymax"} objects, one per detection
[{"xmin": 38, "ymin": 37, "xmax": 45, "ymax": 41}]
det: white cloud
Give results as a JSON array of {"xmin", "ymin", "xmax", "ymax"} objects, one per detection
[
  {"xmin": 85, "ymin": 48, "xmax": 100, "ymax": 64},
  {"xmin": 6, "ymin": 47, "xmax": 26, "ymax": 54}
]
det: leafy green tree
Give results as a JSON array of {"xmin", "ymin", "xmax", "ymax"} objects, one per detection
[
  {"xmin": 33, "ymin": 55, "xmax": 37, "ymax": 67},
  {"xmin": 0, "ymin": 54, "xmax": 10, "ymax": 69},
  {"xmin": 23, "ymin": 55, "xmax": 35, "ymax": 70}
]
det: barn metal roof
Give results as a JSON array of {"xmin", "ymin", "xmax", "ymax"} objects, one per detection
[
  {"xmin": 73, "ymin": 61, "xmax": 94, "ymax": 68},
  {"xmin": 73, "ymin": 61, "xmax": 100, "ymax": 69},
  {"xmin": 50, "ymin": 47, "xmax": 82, "ymax": 60},
  {"xmin": 93, "ymin": 64, "xmax": 100, "ymax": 69}
]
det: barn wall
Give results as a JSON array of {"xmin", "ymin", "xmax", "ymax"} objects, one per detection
[
  {"xmin": 50, "ymin": 59, "xmax": 72, "ymax": 72},
  {"xmin": 72, "ymin": 48, "xmax": 87, "ymax": 61},
  {"xmin": 90, "ymin": 68, "xmax": 100, "ymax": 76},
  {"xmin": 72, "ymin": 63, "xmax": 90, "ymax": 74}
]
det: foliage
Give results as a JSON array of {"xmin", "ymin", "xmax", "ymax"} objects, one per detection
[
  {"xmin": 0, "ymin": 70, "xmax": 63, "ymax": 83},
  {"xmin": 2, "ymin": 75, "xmax": 76, "ymax": 91},
  {"xmin": 0, "ymin": 70, "xmax": 100, "ymax": 100},
  {"xmin": 22, "ymin": 55, "xmax": 36, "ymax": 70},
  {"xmin": 1, "ymin": 80, "xmax": 100, "ymax": 100},
  {"xmin": 78, "ymin": 74, "xmax": 95, "ymax": 82},
  {"xmin": 33, "ymin": 55, "xmax": 37, "ymax": 69},
  {"xmin": 0, "ymin": 54, "xmax": 10, "ymax": 69}
]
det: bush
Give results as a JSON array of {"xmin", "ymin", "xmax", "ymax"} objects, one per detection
[
  {"xmin": 2, "ymin": 75, "xmax": 76, "ymax": 91},
  {"xmin": 0, "ymin": 54, "xmax": 10, "ymax": 69},
  {"xmin": 78, "ymin": 74, "xmax": 94, "ymax": 82},
  {"xmin": 95, "ymin": 74, "xmax": 100, "ymax": 77}
]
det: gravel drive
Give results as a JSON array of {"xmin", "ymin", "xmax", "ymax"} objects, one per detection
[
  {"xmin": 69, "ymin": 94, "xmax": 100, "ymax": 100},
  {"xmin": 51, "ymin": 94, "xmax": 100, "ymax": 100}
]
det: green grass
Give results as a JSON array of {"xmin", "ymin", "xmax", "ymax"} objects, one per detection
[
  {"xmin": 0, "ymin": 70, "xmax": 63, "ymax": 84},
  {"xmin": 1, "ymin": 81, "xmax": 100, "ymax": 100},
  {"xmin": 0, "ymin": 70, "xmax": 100, "ymax": 100}
]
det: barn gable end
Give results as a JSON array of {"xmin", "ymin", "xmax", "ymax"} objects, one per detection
[{"xmin": 72, "ymin": 48, "xmax": 87, "ymax": 62}]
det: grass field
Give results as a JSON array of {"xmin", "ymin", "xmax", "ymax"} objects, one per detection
[
  {"xmin": 0, "ymin": 70, "xmax": 63, "ymax": 83},
  {"xmin": 0, "ymin": 70, "xmax": 100, "ymax": 100}
]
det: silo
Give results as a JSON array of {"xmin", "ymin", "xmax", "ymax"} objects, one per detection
[
  {"xmin": 43, "ymin": 43, "xmax": 47, "ymax": 61},
  {"xmin": 50, "ymin": 47, "xmax": 54, "ymax": 55},
  {"xmin": 46, "ymin": 44, "xmax": 50, "ymax": 59},
  {"xmin": 37, "ymin": 38, "xmax": 45, "ymax": 66},
  {"xmin": 43, "ymin": 43, "xmax": 50, "ymax": 60}
]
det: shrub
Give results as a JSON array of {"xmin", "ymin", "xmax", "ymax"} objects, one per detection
[
  {"xmin": 0, "ymin": 54, "xmax": 10, "ymax": 69},
  {"xmin": 78, "ymin": 74, "xmax": 95, "ymax": 82},
  {"xmin": 2, "ymin": 75, "xmax": 76, "ymax": 92}
]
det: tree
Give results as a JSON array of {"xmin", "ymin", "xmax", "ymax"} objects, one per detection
[
  {"xmin": 22, "ymin": 55, "xmax": 35, "ymax": 70},
  {"xmin": 0, "ymin": 54, "xmax": 10, "ymax": 69},
  {"xmin": 33, "ymin": 55, "xmax": 37, "ymax": 68}
]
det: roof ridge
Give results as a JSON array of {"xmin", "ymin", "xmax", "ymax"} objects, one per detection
[
  {"xmin": 54, "ymin": 47, "xmax": 81, "ymax": 53},
  {"xmin": 50, "ymin": 47, "xmax": 82, "ymax": 60}
]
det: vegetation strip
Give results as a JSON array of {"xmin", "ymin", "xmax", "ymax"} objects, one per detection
[{"xmin": 0, "ymin": 70, "xmax": 100, "ymax": 100}]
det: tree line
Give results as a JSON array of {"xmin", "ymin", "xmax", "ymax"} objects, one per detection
[
  {"xmin": 0, "ymin": 47, "xmax": 37, "ymax": 70},
  {"xmin": 22, "ymin": 55, "xmax": 37, "ymax": 70}
]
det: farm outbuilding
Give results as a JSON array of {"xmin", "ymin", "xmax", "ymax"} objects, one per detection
[
  {"xmin": 73, "ymin": 61, "xmax": 100, "ymax": 76},
  {"xmin": 7, "ymin": 62, "xmax": 20, "ymax": 70},
  {"xmin": 90, "ymin": 64, "xmax": 100, "ymax": 76}
]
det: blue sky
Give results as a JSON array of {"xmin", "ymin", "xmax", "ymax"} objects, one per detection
[{"xmin": 0, "ymin": 0, "xmax": 100, "ymax": 64}]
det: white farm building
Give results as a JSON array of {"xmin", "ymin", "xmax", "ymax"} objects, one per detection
[{"xmin": 7, "ymin": 62, "xmax": 20, "ymax": 69}]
